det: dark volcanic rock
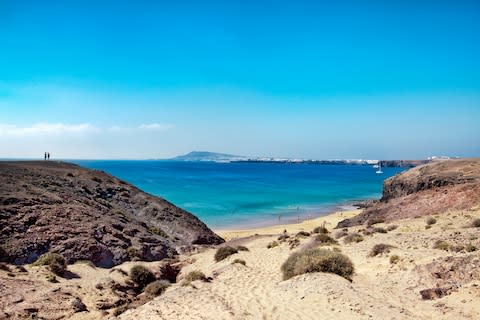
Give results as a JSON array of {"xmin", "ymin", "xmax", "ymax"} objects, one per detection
[
  {"xmin": 337, "ymin": 159, "xmax": 480, "ymax": 228},
  {"xmin": 0, "ymin": 161, "xmax": 224, "ymax": 267}
]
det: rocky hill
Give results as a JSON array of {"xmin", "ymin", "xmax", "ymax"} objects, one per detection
[
  {"xmin": 0, "ymin": 161, "xmax": 224, "ymax": 267},
  {"xmin": 337, "ymin": 159, "xmax": 480, "ymax": 228}
]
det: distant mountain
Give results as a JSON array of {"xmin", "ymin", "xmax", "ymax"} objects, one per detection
[{"xmin": 171, "ymin": 151, "xmax": 248, "ymax": 162}]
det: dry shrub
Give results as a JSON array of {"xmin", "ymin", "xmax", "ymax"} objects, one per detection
[
  {"xmin": 267, "ymin": 241, "xmax": 279, "ymax": 249},
  {"xmin": 236, "ymin": 246, "xmax": 249, "ymax": 251},
  {"xmin": 471, "ymin": 219, "xmax": 480, "ymax": 228},
  {"xmin": 184, "ymin": 270, "xmax": 207, "ymax": 282},
  {"xmin": 433, "ymin": 240, "xmax": 450, "ymax": 251},
  {"xmin": 366, "ymin": 217, "xmax": 385, "ymax": 226},
  {"xmin": 390, "ymin": 255, "xmax": 400, "ymax": 264},
  {"xmin": 214, "ymin": 246, "xmax": 238, "ymax": 262},
  {"xmin": 315, "ymin": 234, "xmax": 338, "ymax": 246},
  {"xmin": 296, "ymin": 231, "xmax": 311, "ymax": 237},
  {"xmin": 343, "ymin": 233, "xmax": 364, "ymax": 244},
  {"xmin": 313, "ymin": 226, "xmax": 329, "ymax": 234},
  {"xmin": 386, "ymin": 225, "xmax": 398, "ymax": 231},
  {"xmin": 159, "ymin": 263, "xmax": 181, "ymax": 283},
  {"xmin": 144, "ymin": 280, "xmax": 170, "ymax": 297},
  {"xmin": 278, "ymin": 234, "xmax": 290, "ymax": 241},
  {"xmin": 334, "ymin": 230, "xmax": 348, "ymax": 239},
  {"xmin": 232, "ymin": 259, "xmax": 246, "ymax": 266},
  {"xmin": 130, "ymin": 265, "xmax": 155, "ymax": 288},
  {"xmin": 466, "ymin": 244, "xmax": 477, "ymax": 252},
  {"xmin": 33, "ymin": 252, "xmax": 66, "ymax": 275},
  {"xmin": 369, "ymin": 244, "xmax": 394, "ymax": 257},
  {"xmin": 426, "ymin": 217, "xmax": 437, "ymax": 225},
  {"xmin": 281, "ymin": 248, "xmax": 354, "ymax": 281}
]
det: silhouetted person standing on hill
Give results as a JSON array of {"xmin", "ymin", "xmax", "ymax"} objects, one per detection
[
  {"xmin": 44, "ymin": 152, "xmax": 47, "ymax": 160},
  {"xmin": 47, "ymin": 152, "xmax": 50, "ymax": 160}
]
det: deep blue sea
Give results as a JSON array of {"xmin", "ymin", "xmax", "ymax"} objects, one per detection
[{"xmin": 73, "ymin": 161, "xmax": 404, "ymax": 229}]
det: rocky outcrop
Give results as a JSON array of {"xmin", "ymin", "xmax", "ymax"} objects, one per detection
[
  {"xmin": 0, "ymin": 161, "xmax": 224, "ymax": 267},
  {"xmin": 337, "ymin": 159, "xmax": 480, "ymax": 228},
  {"xmin": 379, "ymin": 160, "xmax": 430, "ymax": 168}
]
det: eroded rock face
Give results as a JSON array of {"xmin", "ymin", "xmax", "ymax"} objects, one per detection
[
  {"xmin": 337, "ymin": 159, "xmax": 480, "ymax": 228},
  {"xmin": 0, "ymin": 161, "xmax": 224, "ymax": 267}
]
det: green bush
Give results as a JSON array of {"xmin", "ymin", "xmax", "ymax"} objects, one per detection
[
  {"xmin": 214, "ymin": 246, "xmax": 238, "ymax": 262},
  {"xmin": 144, "ymin": 280, "xmax": 170, "ymax": 297},
  {"xmin": 315, "ymin": 234, "xmax": 338, "ymax": 245},
  {"xmin": 369, "ymin": 244, "xmax": 394, "ymax": 257},
  {"xmin": 343, "ymin": 233, "xmax": 364, "ymax": 244},
  {"xmin": 281, "ymin": 248, "xmax": 354, "ymax": 281},
  {"xmin": 130, "ymin": 265, "xmax": 155, "ymax": 288},
  {"xmin": 313, "ymin": 226, "xmax": 329, "ymax": 234},
  {"xmin": 33, "ymin": 252, "xmax": 66, "ymax": 275}
]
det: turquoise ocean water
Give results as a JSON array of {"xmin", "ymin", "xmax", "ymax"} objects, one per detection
[{"xmin": 73, "ymin": 161, "xmax": 403, "ymax": 229}]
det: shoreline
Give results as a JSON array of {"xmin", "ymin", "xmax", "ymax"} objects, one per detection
[{"xmin": 215, "ymin": 209, "xmax": 361, "ymax": 241}]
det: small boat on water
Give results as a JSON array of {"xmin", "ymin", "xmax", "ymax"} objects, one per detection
[
  {"xmin": 372, "ymin": 164, "xmax": 380, "ymax": 169},
  {"xmin": 376, "ymin": 164, "xmax": 383, "ymax": 174}
]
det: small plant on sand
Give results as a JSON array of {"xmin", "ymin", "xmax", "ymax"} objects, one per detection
[
  {"xmin": 389, "ymin": 255, "xmax": 400, "ymax": 264},
  {"xmin": 236, "ymin": 245, "xmax": 249, "ymax": 252},
  {"xmin": 315, "ymin": 234, "xmax": 338, "ymax": 246},
  {"xmin": 159, "ymin": 263, "xmax": 181, "ymax": 283},
  {"xmin": 130, "ymin": 265, "xmax": 155, "ymax": 288},
  {"xmin": 144, "ymin": 280, "xmax": 170, "ymax": 297},
  {"xmin": 425, "ymin": 225, "xmax": 432, "ymax": 230},
  {"xmin": 426, "ymin": 217, "xmax": 437, "ymax": 225},
  {"xmin": 334, "ymin": 230, "xmax": 348, "ymax": 239},
  {"xmin": 433, "ymin": 240, "xmax": 450, "ymax": 251},
  {"xmin": 267, "ymin": 241, "xmax": 279, "ymax": 249},
  {"xmin": 278, "ymin": 234, "xmax": 290, "ymax": 241},
  {"xmin": 373, "ymin": 227, "xmax": 387, "ymax": 234},
  {"xmin": 184, "ymin": 270, "xmax": 207, "ymax": 282},
  {"xmin": 313, "ymin": 226, "xmax": 329, "ymax": 234},
  {"xmin": 113, "ymin": 305, "xmax": 129, "ymax": 316},
  {"xmin": 0, "ymin": 262, "xmax": 10, "ymax": 271},
  {"xmin": 465, "ymin": 244, "xmax": 477, "ymax": 252},
  {"xmin": 214, "ymin": 246, "xmax": 238, "ymax": 262},
  {"xmin": 46, "ymin": 274, "xmax": 58, "ymax": 283},
  {"xmin": 386, "ymin": 225, "xmax": 398, "ymax": 231},
  {"xmin": 281, "ymin": 248, "xmax": 354, "ymax": 281},
  {"xmin": 296, "ymin": 231, "xmax": 311, "ymax": 238},
  {"xmin": 33, "ymin": 252, "xmax": 66, "ymax": 275},
  {"xmin": 369, "ymin": 244, "xmax": 394, "ymax": 257},
  {"xmin": 366, "ymin": 217, "xmax": 385, "ymax": 226},
  {"xmin": 232, "ymin": 259, "xmax": 246, "ymax": 266},
  {"xmin": 471, "ymin": 218, "xmax": 480, "ymax": 228},
  {"xmin": 343, "ymin": 233, "xmax": 364, "ymax": 244}
]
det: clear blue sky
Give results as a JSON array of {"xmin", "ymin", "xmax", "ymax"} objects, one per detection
[{"xmin": 0, "ymin": 0, "xmax": 479, "ymax": 159}]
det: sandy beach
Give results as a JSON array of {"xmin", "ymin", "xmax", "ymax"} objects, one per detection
[
  {"xmin": 114, "ymin": 206, "xmax": 480, "ymax": 320},
  {"xmin": 215, "ymin": 209, "xmax": 361, "ymax": 241}
]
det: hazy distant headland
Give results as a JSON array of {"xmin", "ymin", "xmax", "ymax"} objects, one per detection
[{"xmin": 170, "ymin": 151, "xmax": 455, "ymax": 168}]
